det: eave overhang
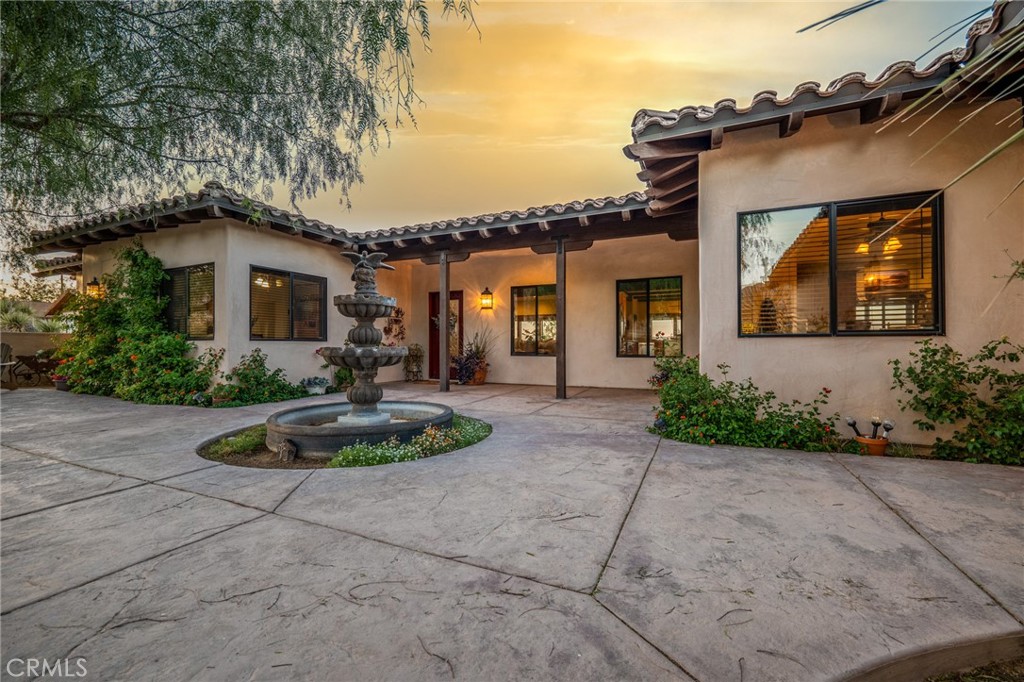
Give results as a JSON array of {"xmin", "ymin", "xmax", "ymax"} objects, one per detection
[
  {"xmin": 29, "ymin": 181, "xmax": 353, "ymax": 254},
  {"xmin": 625, "ymin": 1, "xmax": 1023, "ymax": 218},
  {"xmin": 353, "ymin": 192, "xmax": 698, "ymax": 262}
]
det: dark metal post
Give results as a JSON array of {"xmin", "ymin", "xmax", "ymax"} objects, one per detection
[
  {"xmin": 439, "ymin": 250, "xmax": 450, "ymax": 392},
  {"xmin": 555, "ymin": 238, "xmax": 566, "ymax": 399}
]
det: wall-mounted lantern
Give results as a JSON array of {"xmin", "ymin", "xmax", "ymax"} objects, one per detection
[
  {"xmin": 480, "ymin": 287, "xmax": 494, "ymax": 310},
  {"xmin": 85, "ymin": 277, "xmax": 103, "ymax": 298}
]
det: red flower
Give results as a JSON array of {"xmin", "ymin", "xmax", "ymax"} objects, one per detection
[{"xmin": 823, "ymin": 387, "xmax": 832, "ymax": 394}]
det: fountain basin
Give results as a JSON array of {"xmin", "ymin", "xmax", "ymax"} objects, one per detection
[
  {"xmin": 319, "ymin": 346, "xmax": 407, "ymax": 370},
  {"xmin": 334, "ymin": 293, "xmax": 397, "ymax": 319},
  {"xmin": 266, "ymin": 401, "xmax": 454, "ymax": 460}
]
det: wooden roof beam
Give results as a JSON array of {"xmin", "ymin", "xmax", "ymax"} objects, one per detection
[
  {"xmin": 578, "ymin": 216, "xmax": 591, "ymax": 227},
  {"xmin": 531, "ymin": 240, "xmax": 593, "ymax": 255},
  {"xmin": 507, "ymin": 225, "xmax": 522, "ymax": 235},
  {"xmin": 538, "ymin": 220, "xmax": 552, "ymax": 231},
  {"xmin": 645, "ymin": 168, "xmax": 698, "ymax": 200},
  {"xmin": 778, "ymin": 110, "xmax": 805, "ymax": 138},
  {"xmin": 478, "ymin": 228, "xmax": 493, "ymax": 238},
  {"xmin": 420, "ymin": 235, "xmax": 437, "ymax": 245},
  {"xmin": 625, "ymin": 137, "xmax": 709, "ymax": 162},
  {"xmin": 451, "ymin": 232, "xmax": 467, "ymax": 242},
  {"xmin": 860, "ymin": 91, "xmax": 904, "ymax": 124},
  {"xmin": 621, "ymin": 209, "xmax": 633, "ymax": 222},
  {"xmin": 637, "ymin": 156, "xmax": 698, "ymax": 184},
  {"xmin": 648, "ymin": 189, "xmax": 699, "ymax": 213}
]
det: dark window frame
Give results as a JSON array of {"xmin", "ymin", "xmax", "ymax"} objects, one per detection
[
  {"xmin": 616, "ymin": 275, "xmax": 684, "ymax": 358},
  {"xmin": 510, "ymin": 284, "xmax": 557, "ymax": 356},
  {"xmin": 736, "ymin": 191, "xmax": 945, "ymax": 339},
  {"xmin": 163, "ymin": 262, "xmax": 215, "ymax": 340},
  {"xmin": 248, "ymin": 265, "xmax": 327, "ymax": 342}
]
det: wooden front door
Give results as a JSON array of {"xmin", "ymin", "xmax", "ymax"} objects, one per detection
[{"xmin": 428, "ymin": 291, "xmax": 463, "ymax": 380}]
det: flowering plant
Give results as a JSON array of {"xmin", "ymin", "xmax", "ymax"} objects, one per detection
[{"xmin": 300, "ymin": 376, "xmax": 329, "ymax": 387}]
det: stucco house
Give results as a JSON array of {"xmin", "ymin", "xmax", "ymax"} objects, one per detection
[{"xmin": 30, "ymin": 3, "xmax": 1023, "ymax": 441}]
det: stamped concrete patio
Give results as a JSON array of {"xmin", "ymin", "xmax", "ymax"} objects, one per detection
[{"xmin": 1, "ymin": 383, "xmax": 1021, "ymax": 681}]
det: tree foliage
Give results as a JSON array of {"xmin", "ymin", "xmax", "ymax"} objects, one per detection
[{"xmin": 0, "ymin": 0, "xmax": 475, "ymax": 264}]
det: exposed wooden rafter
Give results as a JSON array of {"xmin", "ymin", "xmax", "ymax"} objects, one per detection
[
  {"xmin": 625, "ymin": 137, "xmax": 709, "ymax": 162},
  {"xmin": 860, "ymin": 91, "xmax": 904, "ymax": 124},
  {"xmin": 778, "ymin": 110, "xmax": 805, "ymax": 138}
]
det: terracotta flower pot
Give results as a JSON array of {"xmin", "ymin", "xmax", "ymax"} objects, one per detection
[
  {"xmin": 468, "ymin": 367, "xmax": 487, "ymax": 386},
  {"xmin": 854, "ymin": 436, "xmax": 889, "ymax": 456}
]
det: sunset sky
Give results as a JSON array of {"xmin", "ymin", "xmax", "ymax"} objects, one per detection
[{"xmin": 292, "ymin": 1, "xmax": 990, "ymax": 233}]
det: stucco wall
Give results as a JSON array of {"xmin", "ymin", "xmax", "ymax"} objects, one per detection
[
  {"xmin": 405, "ymin": 233, "xmax": 699, "ymax": 389},
  {"xmin": 698, "ymin": 102, "xmax": 1024, "ymax": 443},
  {"xmin": 80, "ymin": 221, "xmax": 379, "ymax": 384}
]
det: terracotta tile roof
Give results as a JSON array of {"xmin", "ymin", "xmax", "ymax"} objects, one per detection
[
  {"xmin": 32, "ymin": 254, "xmax": 83, "ymax": 276},
  {"xmin": 30, "ymin": 181, "xmax": 352, "ymax": 252},
  {"xmin": 360, "ymin": 192, "xmax": 648, "ymax": 241},
  {"xmin": 630, "ymin": 2, "xmax": 1014, "ymax": 139}
]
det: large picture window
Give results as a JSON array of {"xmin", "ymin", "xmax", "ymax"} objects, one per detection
[
  {"xmin": 738, "ymin": 192, "xmax": 942, "ymax": 336},
  {"xmin": 617, "ymin": 277, "xmax": 682, "ymax": 357},
  {"xmin": 512, "ymin": 285, "xmax": 556, "ymax": 355},
  {"xmin": 162, "ymin": 263, "xmax": 214, "ymax": 339},
  {"xmin": 250, "ymin": 266, "xmax": 326, "ymax": 341}
]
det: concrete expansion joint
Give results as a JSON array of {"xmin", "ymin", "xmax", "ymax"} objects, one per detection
[
  {"xmin": 830, "ymin": 455, "xmax": 1024, "ymax": 628},
  {"xmin": 591, "ymin": 436, "xmax": 663, "ymax": 595},
  {"xmin": 270, "ymin": 508, "xmax": 594, "ymax": 596},
  {"xmin": 0, "ymin": 513, "xmax": 268, "ymax": 617}
]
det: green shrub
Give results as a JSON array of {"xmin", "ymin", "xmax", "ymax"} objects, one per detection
[
  {"xmin": 891, "ymin": 338, "xmax": 1024, "ymax": 465},
  {"xmin": 55, "ymin": 240, "xmax": 222, "ymax": 403},
  {"xmin": 650, "ymin": 356, "xmax": 846, "ymax": 452},
  {"xmin": 112, "ymin": 335, "xmax": 222, "ymax": 405},
  {"xmin": 328, "ymin": 414, "xmax": 492, "ymax": 468},
  {"xmin": 211, "ymin": 349, "xmax": 306, "ymax": 407}
]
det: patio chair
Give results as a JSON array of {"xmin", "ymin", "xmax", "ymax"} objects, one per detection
[{"xmin": 1, "ymin": 342, "xmax": 16, "ymax": 390}]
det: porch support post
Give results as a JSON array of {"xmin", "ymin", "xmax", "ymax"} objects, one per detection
[
  {"xmin": 555, "ymin": 237, "xmax": 567, "ymax": 399},
  {"xmin": 439, "ymin": 250, "xmax": 450, "ymax": 392}
]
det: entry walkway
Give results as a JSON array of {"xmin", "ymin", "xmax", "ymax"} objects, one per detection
[{"xmin": 1, "ymin": 384, "xmax": 1021, "ymax": 681}]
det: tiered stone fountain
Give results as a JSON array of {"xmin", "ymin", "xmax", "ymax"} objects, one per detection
[{"xmin": 266, "ymin": 251, "xmax": 452, "ymax": 460}]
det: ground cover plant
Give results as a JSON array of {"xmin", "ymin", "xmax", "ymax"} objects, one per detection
[
  {"xmin": 329, "ymin": 415, "xmax": 492, "ymax": 468},
  {"xmin": 649, "ymin": 356, "xmax": 851, "ymax": 452},
  {"xmin": 891, "ymin": 337, "xmax": 1023, "ymax": 465}
]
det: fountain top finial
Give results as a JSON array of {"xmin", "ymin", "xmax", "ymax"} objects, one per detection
[{"xmin": 342, "ymin": 250, "xmax": 394, "ymax": 294}]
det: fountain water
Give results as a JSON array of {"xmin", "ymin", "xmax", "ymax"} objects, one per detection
[{"xmin": 265, "ymin": 251, "xmax": 452, "ymax": 460}]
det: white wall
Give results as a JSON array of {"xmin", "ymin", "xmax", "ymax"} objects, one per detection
[
  {"xmin": 81, "ymin": 220, "xmax": 392, "ymax": 384},
  {"xmin": 405, "ymin": 233, "xmax": 699, "ymax": 388},
  {"xmin": 698, "ymin": 102, "xmax": 1024, "ymax": 443}
]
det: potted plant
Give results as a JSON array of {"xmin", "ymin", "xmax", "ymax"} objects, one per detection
[
  {"xmin": 404, "ymin": 343, "xmax": 424, "ymax": 382},
  {"xmin": 51, "ymin": 373, "xmax": 69, "ymax": 391},
  {"xmin": 300, "ymin": 376, "xmax": 330, "ymax": 395},
  {"xmin": 846, "ymin": 417, "xmax": 894, "ymax": 456},
  {"xmin": 454, "ymin": 329, "xmax": 496, "ymax": 385}
]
